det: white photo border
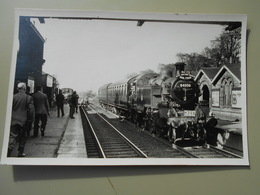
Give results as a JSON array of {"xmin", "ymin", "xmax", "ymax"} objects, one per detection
[{"xmin": 0, "ymin": 9, "xmax": 248, "ymax": 166}]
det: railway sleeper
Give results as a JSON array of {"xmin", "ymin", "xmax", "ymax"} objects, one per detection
[{"xmin": 102, "ymin": 146, "xmax": 134, "ymax": 149}]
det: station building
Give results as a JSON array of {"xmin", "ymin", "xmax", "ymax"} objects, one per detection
[
  {"xmin": 195, "ymin": 67, "xmax": 220, "ymax": 107},
  {"xmin": 14, "ymin": 17, "xmax": 60, "ymax": 107},
  {"xmin": 14, "ymin": 16, "xmax": 45, "ymax": 93},
  {"xmin": 195, "ymin": 63, "xmax": 242, "ymax": 121},
  {"xmin": 42, "ymin": 72, "xmax": 59, "ymax": 107}
]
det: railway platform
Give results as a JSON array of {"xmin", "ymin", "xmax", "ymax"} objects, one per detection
[
  {"xmin": 217, "ymin": 119, "xmax": 242, "ymax": 134},
  {"xmin": 57, "ymin": 108, "xmax": 87, "ymax": 158},
  {"xmin": 9, "ymin": 104, "xmax": 87, "ymax": 158},
  {"xmin": 216, "ymin": 120, "xmax": 243, "ymax": 154}
]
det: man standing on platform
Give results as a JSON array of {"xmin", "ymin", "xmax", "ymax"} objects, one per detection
[
  {"xmin": 56, "ymin": 89, "xmax": 65, "ymax": 117},
  {"xmin": 32, "ymin": 86, "xmax": 50, "ymax": 137},
  {"xmin": 69, "ymin": 91, "xmax": 78, "ymax": 119},
  {"xmin": 75, "ymin": 91, "xmax": 79, "ymax": 113},
  {"xmin": 8, "ymin": 82, "xmax": 34, "ymax": 157}
]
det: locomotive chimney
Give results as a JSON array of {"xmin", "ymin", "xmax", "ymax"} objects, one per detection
[{"xmin": 174, "ymin": 62, "xmax": 186, "ymax": 76}]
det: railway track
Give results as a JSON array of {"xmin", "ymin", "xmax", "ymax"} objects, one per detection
[
  {"xmin": 136, "ymin": 122, "xmax": 242, "ymax": 158},
  {"xmin": 87, "ymin": 103, "xmax": 242, "ymax": 159},
  {"xmin": 80, "ymin": 106, "xmax": 147, "ymax": 158},
  {"xmin": 182, "ymin": 145, "xmax": 242, "ymax": 158}
]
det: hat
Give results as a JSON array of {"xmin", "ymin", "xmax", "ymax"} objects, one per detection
[{"xmin": 17, "ymin": 82, "xmax": 26, "ymax": 89}]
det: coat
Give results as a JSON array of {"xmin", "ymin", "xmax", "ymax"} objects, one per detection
[
  {"xmin": 69, "ymin": 94, "xmax": 78, "ymax": 107},
  {"xmin": 32, "ymin": 91, "xmax": 50, "ymax": 115},
  {"xmin": 11, "ymin": 91, "xmax": 34, "ymax": 126},
  {"xmin": 56, "ymin": 93, "xmax": 64, "ymax": 106}
]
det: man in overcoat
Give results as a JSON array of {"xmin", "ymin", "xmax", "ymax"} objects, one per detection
[
  {"xmin": 56, "ymin": 89, "xmax": 65, "ymax": 117},
  {"xmin": 8, "ymin": 82, "xmax": 34, "ymax": 157},
  {"xmin": 69, "ymin": 91, "xmax": 78, "ymax": 119},
  {"xmin": 32, "ymin": 86, "xmax": 50, "ymax": 137}
]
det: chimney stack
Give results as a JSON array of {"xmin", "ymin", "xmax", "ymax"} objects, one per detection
[{"xmin": 174, "ymin": 62, "xmax": 186, "ymax": 76}]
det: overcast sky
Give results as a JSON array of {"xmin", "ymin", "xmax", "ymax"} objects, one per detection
[{"xmin": 32, "ymin": 18, "xmax": 224, "ymax": 92}]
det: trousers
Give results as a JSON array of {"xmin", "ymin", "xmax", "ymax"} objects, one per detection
[
  {"xmin": 8, "ymin": 124, "xmax": 26, "ymax": 157},
  {"xmin": 34, "ymin": 114, "xmax": 47, "ymax": 136},
  {"xmin": 57, "ymin": 104, "xmax": 64, "ymax": 117},
  {"xmin": 69, "ymin": 105, "xmax": 76, "ymax": 118},
  {"xmin": 24, "ymin": 121, "xmax": 33, "ymax": 136}
]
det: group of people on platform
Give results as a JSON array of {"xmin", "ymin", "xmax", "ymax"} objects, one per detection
[
  {"xmin": 7, "ymin": 82, "xmax": 79, "ymax": 157},
  {"xmin": 56, "ymin": 90, "xmax": 79, "ymax": 119},
  {"xmin": 56, "ymin": 89, "xmax": 79, "ymax": 119}
]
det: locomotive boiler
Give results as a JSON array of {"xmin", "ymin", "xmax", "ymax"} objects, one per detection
[{"xmin": 98, "ymin": 62, "xmax": 216, "ymax": 144}]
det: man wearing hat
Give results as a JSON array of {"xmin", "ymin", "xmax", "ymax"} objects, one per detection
[{"xmin": 8, "ymin": 82, "xmax": 35, "ymax": 157}]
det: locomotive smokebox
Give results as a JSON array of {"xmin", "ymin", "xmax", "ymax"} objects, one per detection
[{"xmin": 175, "ymin": 62, "xmax": 186, "ymax": 76}]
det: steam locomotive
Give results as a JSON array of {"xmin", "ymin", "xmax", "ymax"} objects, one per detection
[{"xmin": 98, "ymin": 63, "xmax": 217, "ymax": 144}]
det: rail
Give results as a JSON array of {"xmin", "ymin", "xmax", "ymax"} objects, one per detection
[
  {"xmin": 89, "ymin": 105, "xmax": 148, "ymax": 158},
  {"xmin": 81, "ymin": 105, "xmax": 148, "ymax": 158},
  {"xmin": 81, "ymin": 107, "xmax": 106, "ymax": 158},
  {"xmin": 87, "ymin": 103, "xmax": 241, "ymax": 159}
]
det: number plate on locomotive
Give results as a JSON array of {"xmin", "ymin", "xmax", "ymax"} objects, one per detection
[
  {"xmin": 179, "ymin": 83, "xmax": 191, "ymax": 88},
  {"xmin": 184, "ymin": 110, "xmax": 196, "ymax": 117}
]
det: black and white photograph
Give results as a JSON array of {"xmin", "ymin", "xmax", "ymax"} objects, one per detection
[{"xmin": 0, "ymin": 9, "xmax": 248, "ymax": 165}]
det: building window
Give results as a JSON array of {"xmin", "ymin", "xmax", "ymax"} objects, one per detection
[
  {"xmin": 202, "ymin": 85, "xmax": 210, "ymax": 104},
  {"xmin": 221, "ymin": 78, "xmax": 233, "ymax": 108}
]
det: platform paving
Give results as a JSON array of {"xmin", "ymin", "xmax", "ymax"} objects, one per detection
[
  {"xmin": 216, "ymin": 120, "xmax": 243, "ymax": 153},
  {"xmin": 57, "ymin": 109, "xmax": 87, "ymax": 158},
  {"xmin": 8, "ymin": 105, "xmax": 69, "ymax": 157},
  {"xmin": 9, "ymin": 104, "xmax": 87, "ymax": 158},
  {"xmin": 217, "ymin": 120, "xmax": 242, "ymax": 134}
]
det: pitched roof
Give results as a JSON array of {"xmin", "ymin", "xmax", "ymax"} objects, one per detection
[
  {"xmin": 225, "ymin": 63, "xmax": 241, "ymax": 81},
  {"xmin": 212, "ymin": 63, "xmax": 241, "ymax": 85},
  {"xmin": 195, "ymin": 67, "xmax": 221, "ymax": 81}
]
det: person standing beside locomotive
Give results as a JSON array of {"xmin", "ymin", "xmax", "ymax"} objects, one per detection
[
  {"xmin": 32, "ymin": 86, "xmax": 50, "ymax": 137},
  {"xmin": 56, "ymin": 89, "xmax": 65, "ymax": 117},
  {"xmin": 7, "ymin": 82, "xmax": 35, "ymax": 157}
]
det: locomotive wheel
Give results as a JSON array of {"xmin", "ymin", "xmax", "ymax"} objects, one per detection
[
  {"xmin": 200, "ymin": 128, "xmax": 207, "ymax": 141},
  {"xmin": 149, "ymin": 120, "xmax": 156, "ymax": 134},
  {"xmin": 168, "ymin": 127, "xmax": 177, "ymax": 143},
  {"xmin": 143, "ymin": 120, "xmax": 148, "ymax": 131},
  {"xmin": 133, "ymin": 113, "xmax": 138, "ymax": 124},
  {"xmin": 155, "ymin": 126, "xmax": 162, "ymax": 137},
  {"xmin": 142, "ymin": 117, "xmax": 152, "ymax": 131},
  {"xmin": 150, "ymin": 122, "xmax": 161, "ymax": 136}
]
